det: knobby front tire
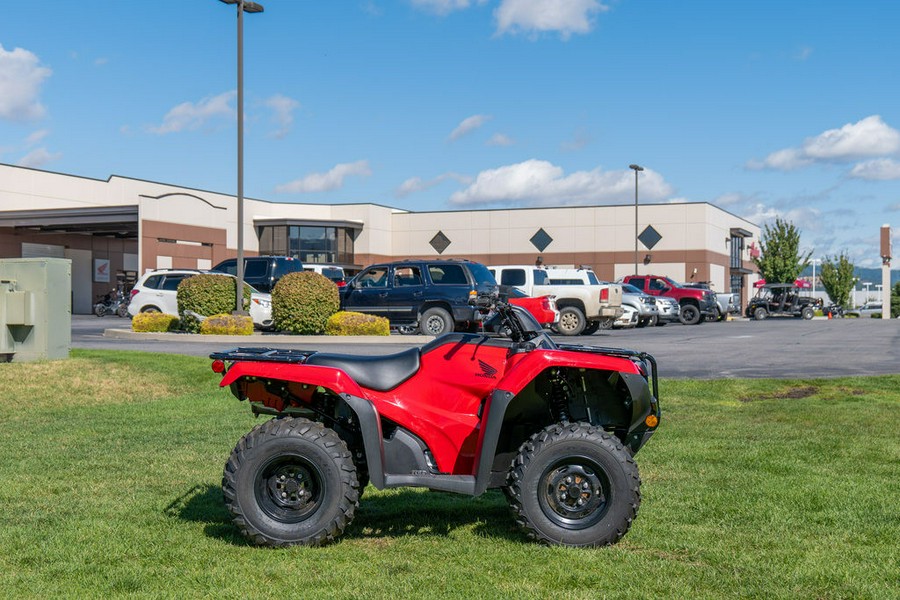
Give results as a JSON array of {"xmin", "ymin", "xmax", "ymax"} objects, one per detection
[{"xmin": 506, "ymin": 422, "xmax": 641, "ymax": 547}]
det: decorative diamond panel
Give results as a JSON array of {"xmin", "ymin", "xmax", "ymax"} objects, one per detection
[
  {"xmin": 430, "ymin": 231, "xmax": 451, "ymax": 254},
  {"xmin": 530, "ymin": 228, "xmax": 553, "ymax": 252},
  {"xmin": 638, "ymin": 225, "xmax": 662, "ymax": 250}
]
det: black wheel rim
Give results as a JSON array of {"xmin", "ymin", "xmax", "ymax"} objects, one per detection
[
  {"xmin": 539, "ymin": 456, "xmax": 610, "ymax": 529},
  {"xmin": 255, "ymin": 454, "xmax": 324, "ymax": 524}
]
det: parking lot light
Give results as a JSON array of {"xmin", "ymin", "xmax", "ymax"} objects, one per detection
[{"xmin": 217, "ymin": 0, "xmax": 264, "ymax": 314}]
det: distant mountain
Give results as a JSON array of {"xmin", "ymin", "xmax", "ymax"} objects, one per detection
[{"xmin": 800, "ymin": 265, "xmax": 899, "ymax": 287}]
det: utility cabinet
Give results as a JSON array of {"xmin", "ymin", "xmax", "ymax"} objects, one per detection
[{"xmin": 0, "ymin": 258, "xmax": 71, "ymax": 362}]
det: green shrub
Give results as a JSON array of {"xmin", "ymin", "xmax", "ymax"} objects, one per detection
[
  {"xmin": 177, "ymin": 274, "xmax": 251, "ymax": 333},
  {"xmin": 199, "ymin": 313, "xmax": 253, "ymax": 335},
  {"xmin": 325, "ymin": 311, "xmax": 390, "ymax": 336},
  {"xmin": 272, "ymin": 271, "xmax": 339, "ymax": 334},
  {"xmin": 131, "ymin": 312, "xmax": 180, "ymax": 332}
]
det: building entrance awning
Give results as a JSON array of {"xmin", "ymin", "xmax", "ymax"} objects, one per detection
[{"xmin": 0, "ymin": 205, "xmax": 139, "ymax": 238}]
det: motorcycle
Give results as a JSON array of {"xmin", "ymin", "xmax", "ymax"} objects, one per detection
[
  {"xmin": 822, "ymin": 304, "xmax": 845, "ymax": 318},
  {"xmin": 209, "ymin": 293, "xmax": 660, "ymax": 548},
  {"xmin": 93, "ymin": 288, "xmax": 130, "ymax": 318}
]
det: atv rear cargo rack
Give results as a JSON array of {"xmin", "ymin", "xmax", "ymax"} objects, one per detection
[{"xmin": 210, "ymin": 347, "xmax": 317, "ymax": 363}]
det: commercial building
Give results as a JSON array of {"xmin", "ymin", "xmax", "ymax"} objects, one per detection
[{"xmin": 0, "ymin": 163, "xmax": 760, "ymax": 314}]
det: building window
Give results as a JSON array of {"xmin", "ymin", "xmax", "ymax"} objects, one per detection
[
  {"xmin": 730, "ymin": 236, "xmax": 744, "ymax": 269},
  {"xmin": 257, "ymin": 225, "xmax": 355, "ymax": 264}
]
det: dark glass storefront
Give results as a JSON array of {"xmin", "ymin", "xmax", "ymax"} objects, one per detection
[{"xmin": 256, "ymin": 220, "xmax": 360, "ymax": 266}]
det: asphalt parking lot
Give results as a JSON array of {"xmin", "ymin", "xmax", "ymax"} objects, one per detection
[{"xmin": 71, "ymin": 314, "xmax": 900, "ymax": 380}]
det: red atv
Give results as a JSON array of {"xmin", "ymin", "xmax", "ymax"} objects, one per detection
[{"xmin": 210, "ymin": 295, "xmax": 660, "ymax": 548}]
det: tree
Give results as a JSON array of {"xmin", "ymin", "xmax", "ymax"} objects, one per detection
[
  {"xmin": 819, "ymin": 252, "xmax": 856, "ymax": 307},
  {"xmin": 752, "ymin": 218, "xmax": 811, "ymax": 283}
]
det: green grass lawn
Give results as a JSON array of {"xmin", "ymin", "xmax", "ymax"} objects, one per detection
[{"xmin": 1, "ymin": 350, "xmax": 897, "ymax": 599}]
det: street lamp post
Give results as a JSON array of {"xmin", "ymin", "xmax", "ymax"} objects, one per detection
[
  {"xmin": 219, "ymin": 0, "xmax": 264, "ymax": 313},
  {"xmin": 629, "ymin": 164, "xmax": 644, "ymax": 274}
]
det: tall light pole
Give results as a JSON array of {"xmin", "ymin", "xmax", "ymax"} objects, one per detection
[
  {"xmin": 629, "ymin": 164, "xmax": 644, "ymax": 274},
  {"xmin": 219, "ymin": 0, "xmax": 264, "ymax": 313}
]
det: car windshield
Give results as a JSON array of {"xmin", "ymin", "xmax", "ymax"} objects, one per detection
[
  {"xmin": 467, "ymin": 263, "xmax": 497, "ymax": 286},
  {"xmin": 622, "ymin": 283, "xmax": 642, "ymax": 294}
]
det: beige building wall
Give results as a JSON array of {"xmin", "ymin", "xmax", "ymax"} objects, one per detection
[{"xmin": 1, "ymin": 164, "xmax": 760, "ymax": 307}]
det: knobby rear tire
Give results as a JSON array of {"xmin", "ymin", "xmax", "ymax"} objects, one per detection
[{"xmin": 223, "ymin": 417, "xmax": 360, "ymax": 547}]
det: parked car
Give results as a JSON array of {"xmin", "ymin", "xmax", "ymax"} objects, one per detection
[
  {"xmin": 487, "ymin": 265, "xmax": 623, "ymax": 335},
  {"xmin": 846, "ymin": 302, "xmax": 882, "ymax": 318},
  {"xmin": 211, "ymin": 255, "xmax": 304, "ymax": 293},
  {"xmin": 128, "ymin": 269, "xmax": 274, "ymax": 330},
  {"xmin": 612, "ymin": 304, "xmax": 639, "ymax": 329},
  {"xmin": 621, "ymin": 275, "xmax": 717, "ymax": 325},
  {"xmin": 652, "ymin": 295, "xmax": 681, "ymax": 326},
  {"xmin": 746, "ymin": 283, "xmax": 818, "ymax": 320},
  {"xmin": 620, "ymin": 283, "xmax": 659, "ymax": 328},
  {"xmin": 500, "ymin": 286, "xmax": 559, "ymax": 327},
  {"xmin": 305, "ymin": 264, "xmax": 347, "ymax": 287},
  {"xmin": 682, "ymin": 282, "xmax": 739, "ymax": 321},
  {"xmin": 340, "ymin": 259, "xmax": 497, "ymax": 335}
]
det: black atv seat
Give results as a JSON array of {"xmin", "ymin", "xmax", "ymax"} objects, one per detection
[{"xmin": 304, "ymin": 347, "xmax": 421, "ymax": 392}]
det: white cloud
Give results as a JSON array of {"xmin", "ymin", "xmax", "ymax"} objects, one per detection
[
  {"xmin": 396, "ymin": 172, "xmax": 472, "ymax": 197},
  {"xmin": 849, "ymin": 158, "xmax": 900, "ymax": 180},
  {"xmin": 275, "ymin": 160, "xmax": 372, "ymax": 194},
  {"xmin": 264, "ymin": 94, "xmax": 300, "ymax": 139},
  {"xmin": 17, "ymin": 147, "xmax": 62, "ymax": 168},
  {"xmin": 794, "ymin": 46, "xmax": 813, "ymax": 61},
  {"xmin": 25, "ymin": 129, "xmax": 50, "ymax": 146},
  {"xmin": 752, "ymin": 115, "xmax": 900, "ymax": 171},
  {"xmin": 494, "ymin": 0, "xmax": 608, "ymax": 39},
  {"xmin": 148, "ymin": 91, "xmax": 236, "ymax": 134},
  {"xmin": 0, "ymin": 44, "xmax": 52, "ymax": 121},
  {"xmin": 449, "ymin": 159, "xmax": 673, "ymax": 207},
  {"xmin": 449, "ymin": 114, "xmax": 492, "ymax": 141},
  {"xmin": 410, "ymin": 0, "xmax": 486, "ymax": 16},
  {"xmin": 486, "ymin": 133, "xmax": 514, "ymax": 146}
]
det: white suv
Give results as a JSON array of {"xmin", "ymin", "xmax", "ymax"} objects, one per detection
[{"xmin": 128, "ymin": 269, "xmax": 273, "ymax": 330}]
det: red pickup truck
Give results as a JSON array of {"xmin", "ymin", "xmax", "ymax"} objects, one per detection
[{"xmin": 621, "ymin": 275, "xmax": 718, "ymax": 325}]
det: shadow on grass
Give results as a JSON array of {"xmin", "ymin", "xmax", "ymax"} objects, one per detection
[
  {"xmin": 164, "ymin": 484, "xmax": 251, "ymax": 546},
  {"xmin": 166, "ymin": 483, "xmax": 525, "ymax": 545}
]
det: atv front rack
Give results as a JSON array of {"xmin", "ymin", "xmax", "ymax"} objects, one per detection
[
  {"xmin": 209, "ymin": 347, "xmax": 318, "ymax": 363},
  {"xmin": 556, "ymin": 344, "xmax": 659, "ymax": 401}
]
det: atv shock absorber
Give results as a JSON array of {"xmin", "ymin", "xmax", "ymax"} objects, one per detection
[{"xmin": 548, "ymin": 367, "xmax": 571, "ymax": 424}]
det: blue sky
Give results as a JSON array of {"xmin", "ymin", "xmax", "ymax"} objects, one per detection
[{"xmin": 2, "ymin": 1, "xmax": 899, "ymax": 267}]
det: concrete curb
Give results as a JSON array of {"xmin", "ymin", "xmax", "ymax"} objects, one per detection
[{"xmin": 102, "ymin": 328, "xmax": 436, "ymax": 345}]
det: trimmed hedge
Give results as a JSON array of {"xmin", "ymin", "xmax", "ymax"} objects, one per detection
[
  {"xmin": 131, "ymin": 312, "xmax": 180, "ymax": 332},
  {"xmin": 325, "ymin": 311, "xmax": 390, "ymax": 336},
  {"xmin": 199, "ymin": 313, "xmax": 253, "ymax": 335},
  {"xmin": 177, "ymin": 274, "xmax": 251, "ymax": 333},
  {"xmin": 272, "ymin": 272, "xmax": 339, "ymax": 335}
]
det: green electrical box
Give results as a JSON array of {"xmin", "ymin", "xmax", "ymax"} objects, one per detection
[{"xmin": 0, "ymin": 258, "xmax": 71, "ymax": 362}]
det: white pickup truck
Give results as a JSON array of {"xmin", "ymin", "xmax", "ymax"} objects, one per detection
[{"xmin": 488, "ymin": 265, "xmax": 624, "ymax": 335}]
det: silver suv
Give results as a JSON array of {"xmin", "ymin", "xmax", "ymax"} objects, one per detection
[{"xmin": 620, "ymin": 283, "xmax": 659, "ymax": 328}]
